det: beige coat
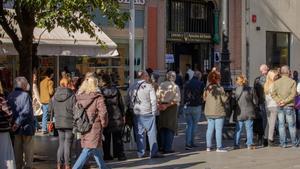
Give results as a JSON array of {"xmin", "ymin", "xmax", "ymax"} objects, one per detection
[
  {"xmin": 271, "ymin": 75, "xmax": 296, "ymax": 107},
  {"xmin": 203, "ymin": 84, "xmax": 228, "ymax": 118},
  {"xmin": 76, "ymin": 92, "xmax": 108, "ymax": 149}
]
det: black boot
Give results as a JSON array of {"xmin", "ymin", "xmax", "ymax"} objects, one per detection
[
  {"xmin": 263, "ymin": 139, "xmax": 268, "ymax": 147},
  {"xmin": 268, "ymin": 139, "xmax": 276, "ymax": 147}
]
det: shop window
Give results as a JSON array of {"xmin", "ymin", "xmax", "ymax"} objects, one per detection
[{"xmin": 266, "ymin": 31, "xmax": 290, "ymax": 68}]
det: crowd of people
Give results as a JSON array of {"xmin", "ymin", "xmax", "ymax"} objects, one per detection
[{"xmin": 0, "ymin": 63, "xmax": 300, "ymax": 169}]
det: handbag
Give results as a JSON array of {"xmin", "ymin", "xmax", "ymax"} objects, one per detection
[
  {"xmin": 295, "ymin": 95, "xmax": 300, "ymax": 109},
  {"xmin": 48, "ymin": 121, "xmax": 54, "ymax": 132}
]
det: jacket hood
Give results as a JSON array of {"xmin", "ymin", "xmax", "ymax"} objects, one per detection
[
  {"xmin": 101, "ymin": 86, "xmax": 118, "ymax": 98},
  {"xmin": 54, "ymin": 87, "xmax": 74, "ymax": 102},
  {"xmin": 75, "ymin": 92, "xmax": 102, "ymax": 108}
]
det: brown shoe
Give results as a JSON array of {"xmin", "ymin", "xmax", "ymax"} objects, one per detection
[{"xmin": 65, "ymin": 165, "xmax": 71, "ymax": 169}]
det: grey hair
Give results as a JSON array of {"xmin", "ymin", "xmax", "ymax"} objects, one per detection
[
  {"xmin": 166, "ymin": 71, "xmax": 176, "ymax": 82},
  {"xmin": 281, "ymin": 65, "xmax": 290, "ymax": 75},
  {"xmin": 14, "ymin": 76, "xmax": 30, "ymax": 91}
]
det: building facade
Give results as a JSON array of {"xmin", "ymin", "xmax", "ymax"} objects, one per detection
[{"xmin": 241, "ymin": 0, "xmax": 300, "ymax": 84}]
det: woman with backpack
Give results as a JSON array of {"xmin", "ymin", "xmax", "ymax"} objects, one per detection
[
  {"xmin": 73, "ymin": 73, "xmax": 108, "ymax": 169},
  {"xmin": 203, "ymin": 71, "xmax": 228, "ymax": 152},
  {"xmin": 101, "ymin": 73, "xmax": 127, "ymax": 161},
  {"xmin": 49, "ymin": 78, "xmax": 76, "ymax": 169},
  {"xmin": 233, "ymin": 75, "xmax": 258, "ymax": 150}
]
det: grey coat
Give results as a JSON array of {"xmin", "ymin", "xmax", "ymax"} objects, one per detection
[
  {"xmin": 235, "ymin": 85, "xmax": 258, "ymax": 121},
  {"xmin": 49, "ymin": 87, "xmax": 76, "ymax": 129}
]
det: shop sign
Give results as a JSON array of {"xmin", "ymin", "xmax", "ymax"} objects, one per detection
[
  {"xmin": 165, "ymin": 54, "xmax": 174, "ymax": 63},
  {"xmin": 118, "ymin": 0, "xmax": 145, "ymax": 5},
  {"xmin": 214, "ymin": 51, "xmax": 221, "ymax": 63},
  {"xmin": 167, "ymin": 32, "xmax": 212, "ymax": 43}
]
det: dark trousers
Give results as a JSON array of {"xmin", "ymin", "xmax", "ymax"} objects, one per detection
[
  {"xmin": 57, "ymin": 129, "xmax": 74, "ymax": 166},
  {"xmin": 103, "ymin": 129, "xmax": 125, "ymax": 158},
  {"xmin": 160, "ymin": 128, "xmax": 175, "ymax": 152}
]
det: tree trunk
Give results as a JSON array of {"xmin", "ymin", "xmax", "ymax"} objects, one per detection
[{"xmin": 18, "ymin": 43, "xmax": 33, "ymax": 87}]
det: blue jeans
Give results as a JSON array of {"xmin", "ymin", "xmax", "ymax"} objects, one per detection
[
  {"xmin": 160, "ymin": 128, "xmax": 174, "ymax": 152},
  {"xmin": 72, "ymin": 148, "xmax": 107, "ymax": 169},
  {"xmin": 206, "ymin": 118, "xmax": 224, "ymax": 148},
  {"xmin": 184, "ymin": 106, "xmax": 202, "ymax": 146},
  {"xmin": 133, "ymin": 114, "xmax": 159, "ymax": 157},
  {"xmin": 277, "ymin": 107, "xmax": 298, "ymax": 146},
  {"xmin": 41, "ymin": 104, "xmax": 49, "ymax": 132},
  {"xmin": 234, "ymin": 120, "xmax": 253, "ymax": 146}
]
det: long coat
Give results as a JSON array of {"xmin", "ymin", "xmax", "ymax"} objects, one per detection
[{"xmin": 76, "ymin": 92, "xmax": 108, "ymax": 149}]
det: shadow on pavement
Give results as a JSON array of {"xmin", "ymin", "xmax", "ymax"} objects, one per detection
[{"xmin": 139, "ymin": 161, "xmax": 206, "ymax": 169}]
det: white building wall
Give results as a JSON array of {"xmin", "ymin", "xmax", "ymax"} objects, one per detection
[{"xmin": 244, "ymin": 0, "xmax": 300, "ymax": 85}]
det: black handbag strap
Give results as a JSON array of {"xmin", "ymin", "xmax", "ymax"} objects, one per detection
[
  {"xmin": 236, "ymin": 87, "xmax": 244, "ymax": 102},
  {"xmin": 132, "ymin": 81, "xmax": 145, "ymax": 104}
]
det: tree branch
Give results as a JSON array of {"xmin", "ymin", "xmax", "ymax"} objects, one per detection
[{"xmin": 0, "ymin": 0, "xmax": 21, "ymax": 51}]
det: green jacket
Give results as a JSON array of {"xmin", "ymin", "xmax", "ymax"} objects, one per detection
[
  {"xmin": 203, "ymin": 84, "xmax": 228, "ymax": 118},
  {"xmin": 271, "ymin": 75, "xmax": 296, "ymax": 107}
]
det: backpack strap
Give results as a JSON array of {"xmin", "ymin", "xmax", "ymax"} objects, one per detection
[
  {"xmin": 132, "ymin": 81, "xmax": 146, "ymax": 105},
  {"xmin": 236, "ymin": 87, "xmax": 244, "ymax": 102}
]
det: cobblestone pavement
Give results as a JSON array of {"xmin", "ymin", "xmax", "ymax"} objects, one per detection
[{"xmin": 33, "ymin": 116, "xmax": 300, "ymax": 169}]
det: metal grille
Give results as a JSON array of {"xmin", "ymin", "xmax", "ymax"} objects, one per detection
[{"xmin": 168, "ymin": 0, "xmax": 213, "ymax": 33}]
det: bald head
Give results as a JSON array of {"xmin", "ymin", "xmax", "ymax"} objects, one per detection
[
  {"xmin": 280, "ymin": 65, "xmax": 290, "ymax": 75},
  {"xmin": 260, "ymin": 64, "xmax": 269, "ymax": 75}
]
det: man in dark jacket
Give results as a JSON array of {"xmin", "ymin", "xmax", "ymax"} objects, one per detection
[
  {"xmin": 48, "ymin": 78, "xmax": 76, "ymax": 169},
  {"xmin": 8, "ymin": 77, "xmax": 34, "ymax": 169},
  {"xmin": 183, "ymin": 71, "xmax": 205, "ymax": 150},
  {"xmin": 253, "ymin": 64, "xmax": 269, "ymax": 146}
]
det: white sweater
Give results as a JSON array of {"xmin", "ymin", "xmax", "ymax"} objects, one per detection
[{"xmin": 131, "ymin": 80, "xmax": 158, "ymax": 115}]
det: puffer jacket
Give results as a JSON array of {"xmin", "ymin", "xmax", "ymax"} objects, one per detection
[
  {"xmin": 49, "ymin": 87, "xmax": 76, "ymax": 129},
  {"xmin": 203, "ymin": 84, "xmax": 228, "ymax": 119},
  {"xmin": 101, "ymin": 85, "xmax": 125, "ymax": 131},
  {"xmin": 76, "ymin": 92, "xmax": 108, "ymax": 148}
]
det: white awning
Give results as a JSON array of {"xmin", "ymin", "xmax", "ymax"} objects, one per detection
[{"xmin": 0, "ymin": 22, "xmax": 118, "ymax": 57}]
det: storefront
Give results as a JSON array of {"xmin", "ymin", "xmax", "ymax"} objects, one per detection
[{"xmin": 0, "ymin": 23, "xmax": 118, "ymax": 90}]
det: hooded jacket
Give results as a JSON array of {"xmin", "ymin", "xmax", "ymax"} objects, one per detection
[
  {"xmin": 49, "ymin": 87, "xmax": 76, "ymax": 129},
  {"xmin": 76, "ymin": 92, "xmax": 108, "ymax": 148},
  {"xmin": 101, "ymin": 85, "xmax": 125, "ymax": 131}
]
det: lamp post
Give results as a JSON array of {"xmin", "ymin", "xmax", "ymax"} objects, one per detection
[
  {"xmin": 129, "ymin": 0, "xmax": 135, "ymax": 85},
  {"xmin": 220, "ymin": 0, "xmax": 232, "ymax": 90}
]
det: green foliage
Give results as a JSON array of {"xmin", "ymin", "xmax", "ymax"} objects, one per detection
[{"xmin": 1, "ymin": 0, "xmax": 129, "ymax": 45}]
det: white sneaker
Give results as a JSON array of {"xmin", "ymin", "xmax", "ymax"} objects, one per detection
[
  {"xmin": 216, "ymin": 148, "xmax": 228, "ymax": 153},
  {"xmin": 206, "ymin": 148, "xmax": 211, "ymax": 152}
]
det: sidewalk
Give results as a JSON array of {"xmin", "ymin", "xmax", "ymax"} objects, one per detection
[{"xmin": 33, "ymin": 116, "xmax": 300, "ymax": 169}]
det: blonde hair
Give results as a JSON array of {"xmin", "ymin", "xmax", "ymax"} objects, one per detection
[
  {"xmin": 77, "ymin": 72, "xmax": 98, "ymax": 94},
  {"xmin": 264, "ymin": 69, "xmax": 279, "ymax": 94},
  {"xmin": 235, "ymin": 74, "xmax": 248, "ymax": 86},
  {"xmin": 60, "ymin": 77, "xmax": 71, "ymax": 88}
]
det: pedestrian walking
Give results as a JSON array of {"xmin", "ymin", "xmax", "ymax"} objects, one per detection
[
  {"xmin": 233, "ymin": 75, "xmax": 257, "ymax": 150},
  {"xmin": 40, "ymin": 68, "xmax": 54, "ymax": 134},
  {"xmin": 0, "ymin": 81, "xmax": 16, "ymax": 169},
  {"xmin": 128, "ymin": 70, "xmax": 163, "ymax": 158},
  {"xmin": 183, "ymin": 71, "xmax": 205, "ymax": 150},
  {"xmin": 8, "ymin": 77, "xmax": 35, "ymax": 169},
  {"xmin": 72, "ymin": 73, "xmax": 108, "ymax": 169},
  {"xmin": 49, "ymin": 78, "xmax": 76, "ymax": 169},
  {"xmin": 156, "ymin": 71, "xmax": 181, "ymax": 153},
  {"xmin": 101, "ymin": 74, "xmax": 127, "ymax": 161},
  {"xmin": 203, "ymin": 71, "xmax": 228, "ymax": 152},
  {"xmin": 253, "ymin": 64, "xmax": 269, "ymax": 146},
  {"xmin": 264, "ymin": 69, "xmax": 280, "ymax": 146},
  {"xmin": 271, "ymin": 65, "xmax": 299, "ymax": 148}
]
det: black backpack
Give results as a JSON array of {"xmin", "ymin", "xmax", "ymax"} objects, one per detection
[{"xmin": 73, "ymin": 98, "xmax": 98, "ymax": 134}]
